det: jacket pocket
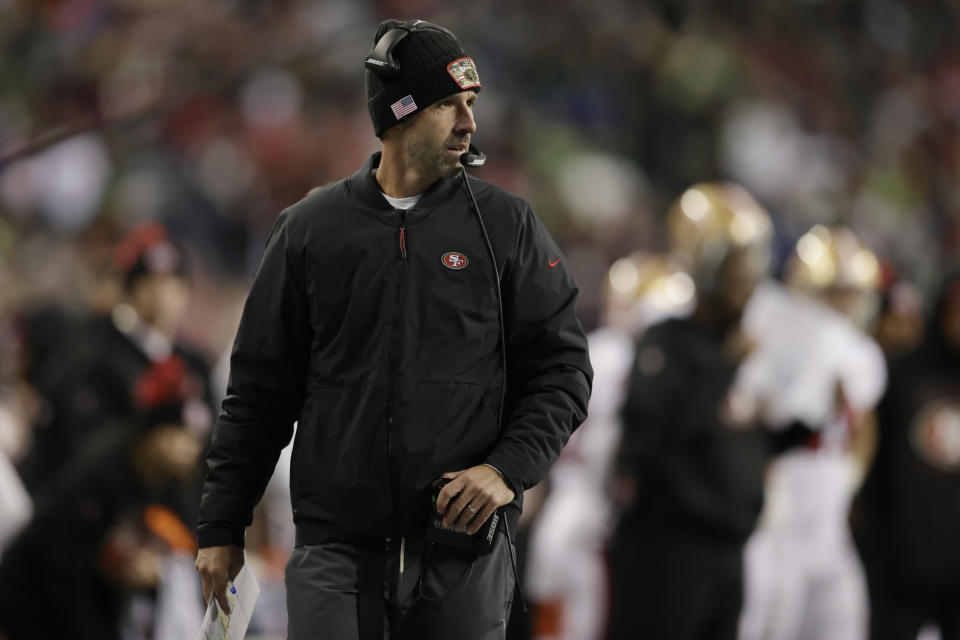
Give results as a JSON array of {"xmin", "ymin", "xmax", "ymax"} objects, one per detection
[
  {"xmin": 290, "ymin": 384, "xmax": 392, "ymax": 527},
  {"xmin": 395, "ymin": 382, "xmax": 499, "ymax": 491}
]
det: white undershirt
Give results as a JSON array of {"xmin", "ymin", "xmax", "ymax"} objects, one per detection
[{"xmin": 383, "ymin": 193, "xmax": 422, "ymax": 210}]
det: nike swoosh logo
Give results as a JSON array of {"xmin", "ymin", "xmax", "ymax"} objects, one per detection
[{"xmin": 548, "ymin": 258, "xmax": 561, "ymax": 268}]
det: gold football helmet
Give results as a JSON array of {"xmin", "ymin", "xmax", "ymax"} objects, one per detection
[
  {"xmin": 603, "ymin": 252, "xmax": 695, "ymax": 333},
  {"xmin": 667, "ymin": 182, "xmax": 773, "ymax": 298},
  {"xmin": 784, "ymin": 225, "xmax": 881, "ymax": 326}
]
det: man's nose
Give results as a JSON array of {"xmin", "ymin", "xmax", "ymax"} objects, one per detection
[{"xmin": 455, "ymin": 103, "xmax": 477, "ymax": 134}]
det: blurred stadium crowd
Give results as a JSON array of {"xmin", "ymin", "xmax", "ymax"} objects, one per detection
[{"xmin": 0, "ymin": 0, "xmax": 959, "ymax": 638}]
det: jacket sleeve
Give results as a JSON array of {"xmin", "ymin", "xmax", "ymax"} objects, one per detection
[
  {"xmin": 484, "ymin": 205, "xmax": 593, "ymax": 494},
  {"xmin": 197, "ymin": 210, "xmax": 312, "ymax": 548}
]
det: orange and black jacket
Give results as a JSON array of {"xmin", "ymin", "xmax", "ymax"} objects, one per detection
[{"xmin": 198, "ymin": 152, "xmax": 592, "ymax": 548}]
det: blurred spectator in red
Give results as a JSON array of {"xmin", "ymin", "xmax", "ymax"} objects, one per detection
[{"xmin": 16, "ymin": 223, "xmax": 213, "ymax": 504}]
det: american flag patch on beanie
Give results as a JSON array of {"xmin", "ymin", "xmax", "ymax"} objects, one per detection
[{"xmin": 391, "ymin": 95, "xmax": 418, "ymax": 119}]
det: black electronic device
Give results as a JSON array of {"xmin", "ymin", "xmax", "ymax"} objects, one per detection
[
  {"xmin": 365, "ymin": 19, "xmax": 457, "ymax": 78},
  {"xmin": 425, "ymin": 477, "xmax": 499, "ymax": 555}
]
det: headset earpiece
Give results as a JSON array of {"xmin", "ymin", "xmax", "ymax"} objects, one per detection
[
  {"xmin": 364, "ymin": 27, "xmax": 410, "ymax": 77},
  {"xmin": 365, "ymin": 19, "xmax": 459, "ymax": 79}
]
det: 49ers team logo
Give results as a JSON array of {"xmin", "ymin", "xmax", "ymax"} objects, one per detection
[
  {"xmin": 446, "ymin": 57, "xmax": 481, "ymax": 89},
  {"xmin": 910, "ymin": 400, "xmax": 960, "ymax": 472},
  {"xmin": 441, "ymin": 251, "xmax": 469, "ymax": 270}
]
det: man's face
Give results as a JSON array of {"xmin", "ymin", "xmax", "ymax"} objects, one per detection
[
  {"xmin": 130, "ymin": 273, "xmax": 190, "ymax": 336},
  {"xmin": 398, "ymin": 90, "xmax": 477, "ymax": 179}
]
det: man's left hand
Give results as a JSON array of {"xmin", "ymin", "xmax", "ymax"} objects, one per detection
[{"xmin": 435, "ymin": 465, "xmax": 515, "ymax": 535}]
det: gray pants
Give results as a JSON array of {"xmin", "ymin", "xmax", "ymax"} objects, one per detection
[{"xmin": 286, "ymin": 532, "xmax": 515, "ymax": 639}]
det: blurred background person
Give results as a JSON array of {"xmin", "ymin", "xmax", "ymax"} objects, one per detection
[
  {"xmin": 524, "ymin": 252, "xmax": 693, "ymax": 640},
  {"xmin": 737, "ymin": 226, "xmax": 888, "ymax": 640},
  {"xmin": 852, "ymin": 270, "xmax": 960, "ymax": 640},
  {"xmin": 0, "ymin": 378, "xmax": 206, "ymax": 640},
  {"xmin": 607, "ymin": 183, "xmax": 811, "ymax": 640},
  {"xmin": 16, "ymin": 222, "xmax": 213, "ymax": 507},
  {"xmin": 0, "ymin": 221, "xmax": 214, "ymax": 639}
]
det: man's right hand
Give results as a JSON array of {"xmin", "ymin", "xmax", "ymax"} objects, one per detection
[{"xmin": 195, "ymin": 544, "xmax": 244, "ymax": 614}]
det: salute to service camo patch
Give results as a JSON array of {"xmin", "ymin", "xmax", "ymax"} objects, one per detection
[{"xmin": 447, "ymin": 57, "xmax": 481, "ymax": 89}]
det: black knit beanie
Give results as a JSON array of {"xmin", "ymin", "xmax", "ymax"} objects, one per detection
[{"xmin": 365, "ymin": 19, "xmax": 481, "ymax": 137}]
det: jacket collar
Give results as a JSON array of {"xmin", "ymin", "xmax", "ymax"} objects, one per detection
[{"xmin": 348, "ymin": 152, "xmax": 463, "ymax": 213}]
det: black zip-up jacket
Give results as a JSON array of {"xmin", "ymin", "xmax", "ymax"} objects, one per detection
[
  {"xmin": 618, "ymin": 318, "xmax": 783, "ymax": 544},
  {"xmin": 198, "ymin": 153, "xmax": 592, "ymax": 547}
]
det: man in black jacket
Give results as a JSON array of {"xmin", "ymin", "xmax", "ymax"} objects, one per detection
[
  {"xmin": 195, "ymin": 19, "xmax": 592, "ymax": 640},
  {"xmin": 607, "ymin": 183, "xmax": 804, "ymax": 640}
]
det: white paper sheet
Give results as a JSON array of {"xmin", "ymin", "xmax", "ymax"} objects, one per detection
[
  {"xmin": 196, "ymin": 561, "xmax": 260, "ymax": 640},
  {"xmin": 155, "ymin": 552, "xmax": 205, "ymax": 640}
]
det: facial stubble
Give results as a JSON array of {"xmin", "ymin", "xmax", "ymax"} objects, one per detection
[{"xmin": 404, "ymin": 130, "xmax": 464, "ymax": 179}]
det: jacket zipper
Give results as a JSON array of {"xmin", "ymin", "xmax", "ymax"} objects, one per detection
[{"xmin": 386, "ymin": 211, "xmax": 407, "ymax": 534}]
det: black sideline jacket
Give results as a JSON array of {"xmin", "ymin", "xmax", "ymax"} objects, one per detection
[
  {"xmin": 198, "ymin": 153, "xmax": 592, "ymax": 547},
  {"xmin": 617, "ymin": 318, "xmax": 774, "ymax": 544}
]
